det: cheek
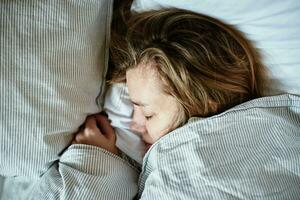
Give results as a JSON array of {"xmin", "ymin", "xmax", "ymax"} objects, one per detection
[{"xmin": 145, "ymin": 116, "xmax": 173, "ymax": 141}]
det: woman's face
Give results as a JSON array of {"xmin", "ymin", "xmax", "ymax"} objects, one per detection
[{"xmin": 126, "ymin": 62, "xmax": 182, "ymax": 149}]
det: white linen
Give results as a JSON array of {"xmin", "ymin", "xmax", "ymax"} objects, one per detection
[
  {"xmin": 104, "ymin": 83, "xmax": 145, "ymax": 164},
  {"xmin": 131, "ymin": 0, "xmax": 300, "ymax": 95}
]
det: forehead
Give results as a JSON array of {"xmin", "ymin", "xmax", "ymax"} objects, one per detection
[{"xmin": 126, "ymin": 62, "xmax": 163, "ymax": 104}]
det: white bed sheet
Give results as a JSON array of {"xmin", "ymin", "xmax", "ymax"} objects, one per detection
[
  {"xmin": 104, "ymin": 83, "xmax": 145, "ymax": 164},
  {"xmin": 132, "ymin": 0, "xmax": 300, "ymax": 95}
]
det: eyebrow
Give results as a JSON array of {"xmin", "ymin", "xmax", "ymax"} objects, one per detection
[{"xmin": 131, "ymin": 100, "xmax": 148, "ymax": 107}]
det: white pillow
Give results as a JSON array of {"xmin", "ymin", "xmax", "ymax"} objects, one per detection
[
  {"xmin": 104, "ymin": 83, "xmax": 145, "ymax": 164},
  {"xmin": 0, "ymin": 0, "xmax": 112, "ymax": 177},
  {"xmin": 131, "ymin": 0, "xmax": 300, "ymax": 95}
]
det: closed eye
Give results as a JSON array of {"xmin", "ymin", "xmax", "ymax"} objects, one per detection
[{"xmin": 145, "ymin": 115, "xmax": 153, "ymax": 120}]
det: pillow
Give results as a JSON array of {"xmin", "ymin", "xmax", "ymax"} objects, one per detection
[
  {"xmin": 0, "ymin": 0, "xmax": 113, "ymax": 177},
  {"xmin": 104, "ymin": 83, "xmax": 145, "ymax": 164},
  {"xmin": 131, "ymin": 0, "xmax": 300, "ymax": 95}
]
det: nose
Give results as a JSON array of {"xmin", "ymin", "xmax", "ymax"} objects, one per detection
[{"xmin": 130, "ymin": 106, "xmax": 147, "ymax": 135}]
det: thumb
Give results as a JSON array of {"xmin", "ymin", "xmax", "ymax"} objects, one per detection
[
  {"xmin": 85, "ymin": 116, "xmax": 98, "ymax": 130},
  {"xmin": 95, "ymin": 115, "xmax": 116, "ymax": 141}
]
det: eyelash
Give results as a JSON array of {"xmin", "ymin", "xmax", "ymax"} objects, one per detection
[{"xmin": 145, "ymin": 115, "xmax": 153, "ymax": 120}]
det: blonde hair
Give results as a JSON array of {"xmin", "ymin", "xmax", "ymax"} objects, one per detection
[{"xmin": 110, "ymin": 8, "xmax": 267, "ymax": 123}]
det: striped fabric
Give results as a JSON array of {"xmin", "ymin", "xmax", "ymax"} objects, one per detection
[
  {"xmin": 1, "ymin": 145, "xmax": 140, "ymax": 200},
  {"xmin": 0, "ymin": 0, "xmax": 112, "ymax": 177},
  {"xmin": 138, "ymin": 94, "xmax": 300, "ymax": 199},
  {"xmin": 2, "ymin": 95, "xmax": 300, "ymax": 200},
  {"xmin": 0, "ymin": 94, "xmax": 299, "ymax": 199}
]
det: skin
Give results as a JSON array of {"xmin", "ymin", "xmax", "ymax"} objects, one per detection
[
  {"xmin": 73, "ymin": 115, "xmax": 119, "ymax": 155},
  {"xmin": 126, "ymin": 62, "xmax": 182, "ymax": 148},
  {"xmin": 73, "ymin": 61, "xmax": 182, "ymax": 154}
]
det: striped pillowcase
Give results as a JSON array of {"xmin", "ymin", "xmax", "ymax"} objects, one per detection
[{"xmin": 0, "ymin": 0, "xmax": 113, "ymax": 177}]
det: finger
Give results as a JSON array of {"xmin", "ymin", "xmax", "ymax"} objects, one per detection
[
  {"xmin": 84, "ymin": 116, "xmax": 103, "ymax": 138},
  {"xmin": 78, "ymin": 117, "xmax": 108, "ymax": 143},
  {"xmin": 74, "ymin": 131, "xmax": 86, "ymax": 143},
  {"xmin": 99, "ymin": 111, "xmax": 108, "ymax": 117},
  {"xmin": 78, "ymin": 123, "xmax": 85, "ymax": 132},
  {"xmin": 85, "ymin": 116, "xmax": 97, "ymax": 129},
  {"xmin": 95, "ymin": 115, "xmax": 115, "ymax": 141},
  {"xmin": 72, "ymin": 133, "xmax": 78, "ymax": 144}
]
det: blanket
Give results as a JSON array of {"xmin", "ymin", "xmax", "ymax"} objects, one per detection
[
  {"xmin": 138, "ymin": 94, "xmax": 300, "ymax": 199},
  {"xmin": 1, "ymin": 146, "xmax": 140, "ymax": 200},
  {"xmin": 1, "ymin": 94, "xmax": 299, "ymax": 199}
]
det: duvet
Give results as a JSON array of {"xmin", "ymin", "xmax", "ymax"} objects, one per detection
[
  {"xmin": 138, "ymin": 94, "xmax": 300, "ymax": 199},
  {"xmin": 1, "ymin": 94, "xmax": 299, "ymax": 199}
]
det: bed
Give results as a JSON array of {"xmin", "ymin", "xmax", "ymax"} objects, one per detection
[{"xmin": 0, "ymin": 0, "xmax": 300, "ymax": 199}]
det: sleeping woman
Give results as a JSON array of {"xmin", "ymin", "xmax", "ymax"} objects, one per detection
[{"xmin": 73, "ymin": 8, "xmax": 300, "ymax": 199}]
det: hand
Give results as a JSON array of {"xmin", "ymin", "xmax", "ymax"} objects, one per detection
[{"xmin": 72, "ymin": 114, "xmax": 119, "ymax": 156}]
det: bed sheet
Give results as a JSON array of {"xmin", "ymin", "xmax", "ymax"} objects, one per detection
[
  {"xmin": 132, "ymin": 0, "xmax": 300, "ymax": 95},
  {"xmin": 104, "ymin": 83, "xmax": 145, "ymax": 164}
]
